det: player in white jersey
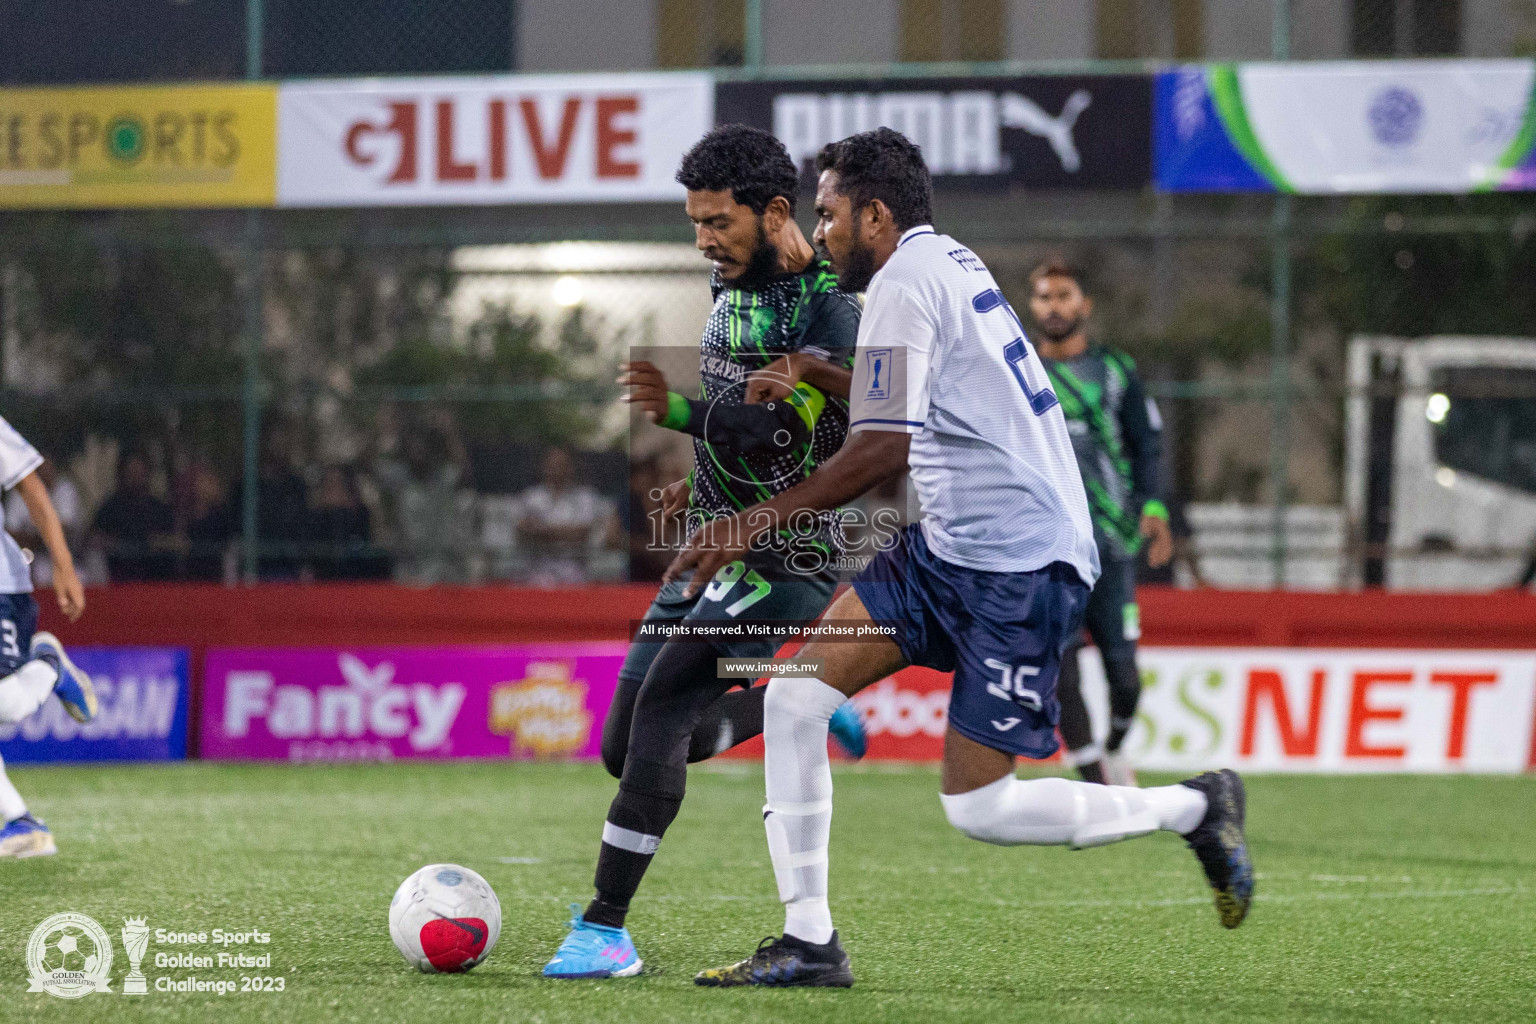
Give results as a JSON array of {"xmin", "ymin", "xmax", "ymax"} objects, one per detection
[
  {"xmin": 0, "ymin": 416, "xmax": 99, "ymax": 858},
  {"xmin": 672, "ymin": 129, "xmax": 1254, "ymax": 987}
]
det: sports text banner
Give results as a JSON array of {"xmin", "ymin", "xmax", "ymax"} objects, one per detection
[
  {"xmin": 0, "ymin": 648, "xmax": 189, "ymax": 762},
  {"xmin": 1156, "ymin": 60, "xmax": 1536, "ymax": 193},
  {"xmin": 201, "ymin": 645, "xmax": 626, "ymax": 761},
  {"xmin": 0, "ymin": 84, "xmax": 277, "ymax": 208},
  {"xmin": 716, "ymin": 75, "xmax": 1152, "ymax": 190},
  {"xmin": 723, "ymin": 648, "xmax": 1536, "ymax": 771},
  {"xmin": 278, "ymin": 73, "xmax": 712, "ymax": 206}
]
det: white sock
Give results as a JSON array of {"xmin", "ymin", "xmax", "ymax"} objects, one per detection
[
  {"xmin": 0, "ymin": 660, "xmax": 59, "ymax": 725},
  {"xmin": 939, "ymin": 775, "xmax": 1209, "ymax": 849},
  {"xmin": 0, "ymin": 755, "xmax": 25, "ymax": 822},
  {"xmin": 762, "ymin": 676, "xmax": 846, "ymax": 946}
]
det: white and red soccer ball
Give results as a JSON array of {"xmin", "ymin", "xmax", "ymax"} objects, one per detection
[{"xmin": 389, "ymin": 864, "xmax": 501, "ymax": 973}]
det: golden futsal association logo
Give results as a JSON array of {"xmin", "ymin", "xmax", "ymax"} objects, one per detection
[{"xmin": 26, "ymin": 912, "xmax": 114, "ymax": 998}]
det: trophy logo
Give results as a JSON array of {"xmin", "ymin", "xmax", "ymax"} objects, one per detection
[{"xmin": 120, "ymin": 917, "xmax": 149, "ymax": 995}]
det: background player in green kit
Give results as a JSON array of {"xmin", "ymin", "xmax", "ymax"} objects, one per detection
[
  {"xmin": 543, "ymin": 124, "xmax": 865, "ymax": 979},
  {"xmin": 1029, "ymin": 261, "xmax": 1172, "ymax": 788}
]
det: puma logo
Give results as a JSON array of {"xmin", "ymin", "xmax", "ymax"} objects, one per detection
[{"xmin": 1000, "ymin": 90, "xmax": 1092, "ymax": 172}]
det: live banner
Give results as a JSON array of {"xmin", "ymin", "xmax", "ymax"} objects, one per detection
[{"xmin": 277, "ymin": 72, "xmax": 713, "ymax": 206}]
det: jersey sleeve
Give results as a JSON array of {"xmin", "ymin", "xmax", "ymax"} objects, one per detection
[
  {"xmin": 1115, "ymin": 358, "xmax": 1166, "ymax": 515},
  {"xmin": 848, "ymin": 280, "xmax": 937, "ymax": 435},
  {"xmin": 794, "ymin": 291, "xmax": 860, "ymax": 368},
  {"xmin": 0, "ymin": 416, "xmax": 43, "ymax": 491}
]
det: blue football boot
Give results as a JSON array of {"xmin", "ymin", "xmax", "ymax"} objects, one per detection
[
  {"xmin": 0, "ymin": 813, "xmax": 57, "ymax": 859},
  {"xmin": 543, "ymin": 905, "xmax": 642, "ymax": 979},
  {"xmin": 32, "ymin": 632, "xmax": 97, "ymax": 724},
  {"xmin": 829, "ymin": 702, "xmax": 867, "ymax": 759},
  {"xmin": 1178, "ymin": 769, "xmax": 1255, "ymax": 929}
]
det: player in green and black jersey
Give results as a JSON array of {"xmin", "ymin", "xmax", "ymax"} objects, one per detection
[
  {"xmin": 1029, "ymin": 261, "xmax": 1173, "ymax": 788},
  {"xmin": 544, "ymin": 125, "xmax": 863, "ymax": 979}
]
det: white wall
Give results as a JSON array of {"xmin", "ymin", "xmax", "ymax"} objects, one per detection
[
  {"xmin": 1203, "ymin": 0, "xmax": 1275, "ymax": 59},
  {"xmin": 517, "ymin": 0, "xmax": 656, "ymax": 72},
  {"xmin": 1289, "ymin": 0, "xmax": 1351, "ymax": 58},
  {"xmin": 1007, "ymin": 0, "xmax": 1096, "ymax": 61},
  {"xmin": 761, "ymin": 0, "xmax": 901, "ymax": 66},
  {"xmin": 1463, "ymin": 0, "xmax": 1519, "ymax": 57}
]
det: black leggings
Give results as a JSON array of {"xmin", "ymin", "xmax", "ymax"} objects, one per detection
[
  {"xmin": 600, "ymin": 643, "xmax": 767, "ymax": 780},
  {"xmin": 1057, "ymin": 647, "xmax": 1142, "ymax": 756}
]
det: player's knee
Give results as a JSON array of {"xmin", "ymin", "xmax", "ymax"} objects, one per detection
[
  {"xmin": 600, "ymin": 733, "xmax": 626, "ymax": 780},
  {"xmin": 764, "ymin": 676, "xmax": 843, "ymax": 728},
  {"xmin": 940, "ymin": 778, "xmax": 1010, "ymax": 845}
]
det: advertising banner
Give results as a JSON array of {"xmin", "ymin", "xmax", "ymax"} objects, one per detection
[
  {"xmin": 0, "ymin": 83, "xmax": 277, "ymax": 208},
  {"xmin": 716, "ymin": 75, "xmax": 1152, "ymax": 190},
  {"xmin": 201, "ymin": 645, "xmax": 626, "ymax": 761},
  {"xmin": 836, "ymin": 648, "xmax": 1536, "ymax": 772},
  {"xmin": 0, "ymin": 648, "xmax": 189, "ymax": 762},
  {"xmin": 277, "ymin": 72, "xmax": 712, "ymax": 206},
  {"xmin": 1156, "ymin": 60, "xmax": 1536, "ymax": 193}
]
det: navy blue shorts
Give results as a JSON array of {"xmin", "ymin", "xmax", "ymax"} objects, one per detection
[
  {"xmin": 0, "ymin": 592, "xmax": 38, "ymax": 676},
  {"xmin": 852, "ymin": 524, "xmax": 1090, "ymax": 759}
]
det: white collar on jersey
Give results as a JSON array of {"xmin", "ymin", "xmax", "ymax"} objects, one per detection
[{"xmin": 898, "ymin": 224, "xmax": 936, "ymax": 246}]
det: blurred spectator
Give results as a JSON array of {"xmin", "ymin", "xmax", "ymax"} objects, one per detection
[
  {"xmin": 183, "ymin": 459, "xmax": 237, "ymax": 583},
  {"xmin": 4, "ymin": 460, "xmax": 83, "ymax": 587},
  {"xmin": 623, "ymin": 455, "xmax": 672, "ymax": 582},
  {"xmin": 308, "ymin": 465, "xmax": 391, "ymax": 581},
  {"xmin": 376, "ymin": 416, "xmax": 475, "ymax": 584},
  {"xmin": 241, "ymin": 428, "xmax": 310, "ymax": 581},
  {"xmin": 91, "ymin": 452, "xmax": 176, "ymax": 581},
  {"xmin": 518, "ymin": 447, "xmax": 615, "ymax": 586}
]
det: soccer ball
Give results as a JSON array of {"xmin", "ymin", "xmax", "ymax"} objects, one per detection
[
  {"xmin": 388, "ymin": 863, "xmax": 501, "ymax": 973},
  {"xmin": 40, "ymin": 924, "xmax": 101, "ymax": 975}
]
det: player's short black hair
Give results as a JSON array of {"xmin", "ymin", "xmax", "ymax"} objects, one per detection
[
  {"xmin": 814, "ymin": 127, "xmax": 933, "ymax": 233},
  {"xmin": 676, "ymin": 123, "xmax": 799, "ymax": 215}
]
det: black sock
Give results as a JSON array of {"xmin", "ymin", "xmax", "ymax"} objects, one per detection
[
  {"xmin": 586, "ymin": 757, "xmax": 684, "ymax": 928},
  {"xmin": 1076, "ymin": 760, "xmax": 1105, "ymax": 784},
  {"xmin": 687, "ymin": 686, "xmax": 766, "ymax": 762},
  {"xmin": 1103, "ymin": 656, "xmax": 1142, "ymax": 754}
]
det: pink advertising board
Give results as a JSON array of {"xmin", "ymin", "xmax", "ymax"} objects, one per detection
[{"xmin": 201, "ymin": 645, "xmax": 626, "ymax": 761}]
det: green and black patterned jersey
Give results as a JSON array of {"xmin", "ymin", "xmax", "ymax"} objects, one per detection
[
  {"xmin": 663, "ymin": 257, "xmax": 860, "ymax": 558},
  {"xmin": 1040, "ymin": 343, "xmax": 1166, "ymax": 561}
]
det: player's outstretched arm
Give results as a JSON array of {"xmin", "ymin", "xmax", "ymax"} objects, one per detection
[
  {"xmin": 15, "ymin": 470, "xmax": 84, "ymax": 621},
  {"xmin": 745, "ymin": 353, "xmax": 853, "ymax": 404},
  {"xmin": 667, "ymin": 428, "xmax": 910, "ymax": 595}
]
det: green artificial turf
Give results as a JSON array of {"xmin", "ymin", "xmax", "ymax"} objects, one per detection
[{"xmin": 2, "ymin": 761, "xmax": 1533, "ymax": 1023}]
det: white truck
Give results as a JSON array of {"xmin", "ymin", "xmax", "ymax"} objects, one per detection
[{"xmin": 1344, "ymin": 335, "xmax": 1536, "ymax": 590}]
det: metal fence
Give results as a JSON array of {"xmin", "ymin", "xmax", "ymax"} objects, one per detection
[{"xmin": 4, "ymin": 187, "xmax": 1534, "ymax": 589}]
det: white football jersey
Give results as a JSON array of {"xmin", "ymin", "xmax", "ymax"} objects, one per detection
[
  {"xmin": 849, "ymin": 225, "xmax": 1099, "ymax": 586},
  {"xmin": 0, "ymin": 415, "xmax": 40, "ymax": 593}
]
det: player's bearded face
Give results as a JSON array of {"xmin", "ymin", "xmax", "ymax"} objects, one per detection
[
  {"xmin": 687, "ymin": 189, "xmax": 780, "ymax": 286},
  {"xmin": 812, "ymin": 178, "xmax": 877, "ymax": 292},
  {"xmin": 1029, "ymin": 277, "xmax": 1089, "ymax": 341}
]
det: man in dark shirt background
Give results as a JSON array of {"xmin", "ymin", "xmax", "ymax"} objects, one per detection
[{"xmin": 1030, "ymin": 261, "xmax": 1172, "ymax": 788}]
